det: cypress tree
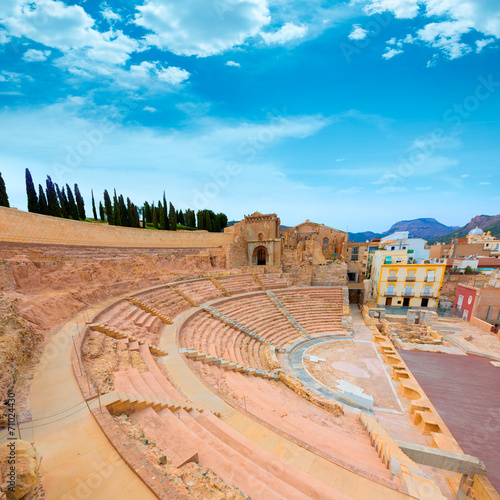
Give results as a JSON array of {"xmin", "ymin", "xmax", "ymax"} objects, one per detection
[
  {"xmin": 213, "ymin": 214, "xmax": 221, "ymax": 233},
  {"xmin": 119, "ymin": 195, "xmax": 128, "ymax": 227},
  {"xmin": 65, "ymin": 184, "xmax": 79, "ymax": 220},
  {"xmin": 162, "ymin": 192, "xmax": 170, "ymax": 230},
  {"xmin": 205, "ymin": 211, "xmax": 212, "ymax": 232},
  {"xmin": 144, "ymin": 202, "xmax": 152, "ymax": 224},
  {"xmin": 55, "ymin": 184, "xmax": 69, "ymax": 218},
  {"xmin": 196, "ymin": 210, "xmax": 203, "ymax": 229},
  {"xmin": 152, "ymin": 206, "xmax": 158, "ymax": 229},
  {"xmin": 0, "ymin": 172, "xmax": 9, "ymax": 207},
  {"xmin": 25, "ymin": 168, "xmax": 38, "ymax": 213},
  {"xmin": 177, "ymin": 209, "xmax": 185, "ymax": 226},
  {"xmin": 186, "ymin": 209, "xmax": 196, "ymax": 228},
  {"xmin": 46, "ymin": 176, "xmax": 61, "ymax": 217},
  {"xmin": 37, "ymin": 185, "xmax": 49, "ymax": 215},
  {"xmin": 99, "ymin": 201, "xmax": 105, "ymax": 222},
  {"xmin": 103, "ymin": 190, "xmax": 113, "ymax": 224},
  {"xmin": 218, "ymin": 212, "xmax": 228, "ymax": 230},
  {"xmin": 126, "ymin": 198, "xmax": 136, "ymax": 228},
  {"xmin": 74, "ymin": 184, "xmax": 86, "ymax": 220},
  {"xmin": 158, "ymin": 201, "xmax": 166, "ymax": 230},
  {"xmin": 169, "ymin": 202, "xmax": 177, "ymax": 231},
  {"xmin": 113, "ymin": 190, "xmax": 121, "ymax": 226},
  {"xmin": 92, "ymin": 190, "xmax": 98, "ymax": 220}
]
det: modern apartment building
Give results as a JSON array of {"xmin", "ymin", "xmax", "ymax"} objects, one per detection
[{"xmin": 371, "ymin": 250, "xmax": 446, "ymax": 307}]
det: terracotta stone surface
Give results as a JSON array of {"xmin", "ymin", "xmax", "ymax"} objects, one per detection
[{"xmin": 400, "ymin": 350, "xmax": 500, "ymax": 492}]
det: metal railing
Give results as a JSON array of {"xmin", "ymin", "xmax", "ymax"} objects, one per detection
[
  {"xmin": 387, "ymin": 277, "xmax": 398, "ymax": 282},
  {"xmin": 405, "ymin": 276, "xmax": 416, "ymax": 282},
  {"xmin": 424, "ymin": 277, "xmax": 435, "ymax": 282}
]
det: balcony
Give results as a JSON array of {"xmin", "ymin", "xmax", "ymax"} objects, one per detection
[
  {"xmin": 402, "ymin": 292, "xmax": 415, "ymax": 297},
  {"xmin": 387, "ymin": 276, "xmax": 398, "ymax": 282},
  {"xmin": 405, "ymin": 276, "xmax": 416, "ymax": 282},
  {"xmin": 384, "ymin": 290, "xmax": 396, "ymax": 296},
  {"xmin": 420, "ymin": 293, "xmax": 437, "ymax": 298},
  {"xmin": 424, "ymin": 277, "xmax": 435, "ymax": 282}
]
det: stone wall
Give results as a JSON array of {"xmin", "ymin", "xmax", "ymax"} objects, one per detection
[
  {"xmin": 311, "ymin": 262, "xmax": 348, "ymax": 286},
  {"xmin": 0, "ymin": 207, "xmax": 234, "ymax": 249}
]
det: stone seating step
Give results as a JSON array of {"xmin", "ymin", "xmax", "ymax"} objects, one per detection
[
  {"xmin": 89, "ymin": 323, "xmax": 167, "ymax": 357},
  {"xmin": 180, "ymin": 348, "xmax": 279, "ymax": 380},
  {"xmin": 197, "ymin": 409, "xmax": 348, "ymax": 499},
  {"xmin": 126, "ymin": 296, "xmax": 173, "ymax": 324},
  {"xmin": 172, "ymin": 408, "xmax": 312, "ymax": 500},
  {"xmin": 168, "ymin": 285, "xmax": 199, "ymax": 307},
  {"xmin": 145, "ymin": 408, "xmax": 292, "ymax": 499},
  {"xmin": 360, "ymin": 413, "xmax": 447, "ymax": 500}
]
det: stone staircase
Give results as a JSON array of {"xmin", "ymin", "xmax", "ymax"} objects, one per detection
[
  {"xmin": 360, "ymin": 413, "xmax": 447, "ymax": 500},
  {"xmin": 103, "ymin": 391, "xmax": 211, "ymax": 415},
  {"xmin": 202, "ymin": 305, "xmax": 274, "ymax": 346},
  {"xmin": 180, "ymin": 348, "xmax": 279, "ymax": 380},
  {"xmin": 169, "ymin": 284, "xmax": 199, "ymax": 307},
  {"xmin": 89, "ymin": 323, "xmax": 168, "ymax": 356},
  {"xmin": 209, "ymin": 277, "xmax": 231, "ymax": 297},
  {"xmin": 253, "ymin": 274, "xmax": 266, "ymax": 291},
  {"xmin": 266, "ymin": 291, "xmax": 310, "ymax": 338},
  {"xmin": 126, "ymin": 297, "xmax": 173, "ymax": 324}
]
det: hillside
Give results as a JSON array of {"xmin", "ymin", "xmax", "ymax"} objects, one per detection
[
  {"xmin": 349, "ymin": 218, "xmax": 459, "ymax": 242},
  {"xmin": 428, "ymin": 214, "xmax": 500, "ymax": 244}
]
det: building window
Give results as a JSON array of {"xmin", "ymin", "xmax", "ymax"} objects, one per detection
[
  {"xmin": 351, "ymin": 254, "xmax": 358, "ymax": 261},
  {"xmin": 352, "ymin": 247, "xmax": 359, "ymax": 254}
]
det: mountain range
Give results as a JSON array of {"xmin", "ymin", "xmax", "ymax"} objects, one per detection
[
  {"xmin": 348, "ymin": 218, "xmax": 460, "ymax": 242},
  {"xmin": 427, "ymin": 214, "xmax": 500, "ymax": 244}
]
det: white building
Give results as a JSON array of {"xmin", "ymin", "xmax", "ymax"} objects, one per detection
[{"xmin": 379, "ymin": 231, "xmax": 430, "ymax": 263}]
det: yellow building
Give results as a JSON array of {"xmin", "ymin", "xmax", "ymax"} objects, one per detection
[{"xmin": 371, "ymin": 250, "xmax": 446, "ymax": 307}]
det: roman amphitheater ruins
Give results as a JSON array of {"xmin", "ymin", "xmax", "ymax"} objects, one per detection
[{"xmin": 0, "ymin": 207, "xmax": 498, "ymax": 500}]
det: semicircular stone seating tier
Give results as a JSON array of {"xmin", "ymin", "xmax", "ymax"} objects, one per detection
[{"xmin": 74, "ymin": 275, "xmax": 447, "ymax": 500}]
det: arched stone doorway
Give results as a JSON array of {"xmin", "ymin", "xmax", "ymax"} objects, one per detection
[{"xmin": 253, "ymin": 246, "xmax": 268, "ymax": 265}]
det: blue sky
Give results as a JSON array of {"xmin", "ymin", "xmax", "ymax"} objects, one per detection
[{"xmin": 0, "ymin": 0, "xmax": 499, "ymax": 232}]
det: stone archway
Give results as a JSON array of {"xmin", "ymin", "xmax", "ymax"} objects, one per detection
[{"xmin": 253, "ymin": 246, "xmax": 268, "ymax": 265}]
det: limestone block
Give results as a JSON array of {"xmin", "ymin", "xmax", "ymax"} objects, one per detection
[{"xmin": 0, "ymin": 441, "xmax": 38, "ymax": 500}]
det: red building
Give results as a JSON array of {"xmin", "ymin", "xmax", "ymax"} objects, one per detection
[{"xmin": 453, "ymin": 284, "xmax": 477, "ymax": 321}]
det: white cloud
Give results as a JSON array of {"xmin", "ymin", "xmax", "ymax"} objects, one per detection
[
  {"xmin": 157, "ymin": 66, "xmax": 190, "ymax": 85},
  {"xmin": 261, "ymin": 22, "xmax": 308, "ymax": 45},
  {"xmin": 416, "ymin": 186, "xmax": 432, "ymax": 190},
  {"xmin": 359, "ymin": 0, "xmax": 500, "ymax": 60},
  {"xmin": 101, "ymin": 6, "xmax": 121, "ymax": 23},
  {"xmin": 476, "ymin": 38, "xmax": 495, "ymax": 52},
  {"xmin": 348, "ymin": 24, "xmax": 368, "ymax": 40},
  {"xmin": 135, "ymin": 0, "xmax": 270, "ymax": 57},
  {"xmin": 460, "ymin": 174, "xmax": 470, "ymax": 178},
  {"xmin": 0, "ymin": 29, "xmax": 10, "ymax": 44},
  {"xmin": 226, "ymin": 60, "xmax": 241, "ymax": 67},
  {"xmin": 0, "ymin": 0, "xmax": 143, "ymax": 82},
  {"xmin": 143, "ymin": 106, "xmax": 158, "ymax": 113},
  {"xmin": 479, "ymin": 181, "xmax": 491, "ymax": 185},
  {"xmin": 363, "ymin": 0, "xmax": 420, "ymax": 19},
  {"xmin": 383, "ymin": 47, "xmax": 403, "ymax": 59},
  {"xmin": 0, "ymin": 71, "xmax": 33, "ymax": 83},
  {"xmin": 375, "ymin": 186, "xmax": 408, "ymax": 194},
  {"xmin": 417, "ymin": 21, "xmax": 472, "ymax": 59},
  {"xmin": 22, "ymin": 48, "xmax": 51, "ymax": 62}
]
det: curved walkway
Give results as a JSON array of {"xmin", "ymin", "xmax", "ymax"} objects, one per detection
[{"xmin": 18, "ymin": 294, "xmax": 157, "ymax": 500}]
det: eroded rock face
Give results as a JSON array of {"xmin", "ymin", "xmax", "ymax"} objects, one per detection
[{"xmin": 0, "ymin": 440, "xmax": 38, "ymax": 500}]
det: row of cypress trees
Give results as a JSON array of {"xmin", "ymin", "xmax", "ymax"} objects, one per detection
[
  {"xmin": 0, "ymin": 169, "xmax": 229, "ymax": 233},
  {"xmin": 26, "ymin": 169, "xmax": 86, "ymax": 220}
]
